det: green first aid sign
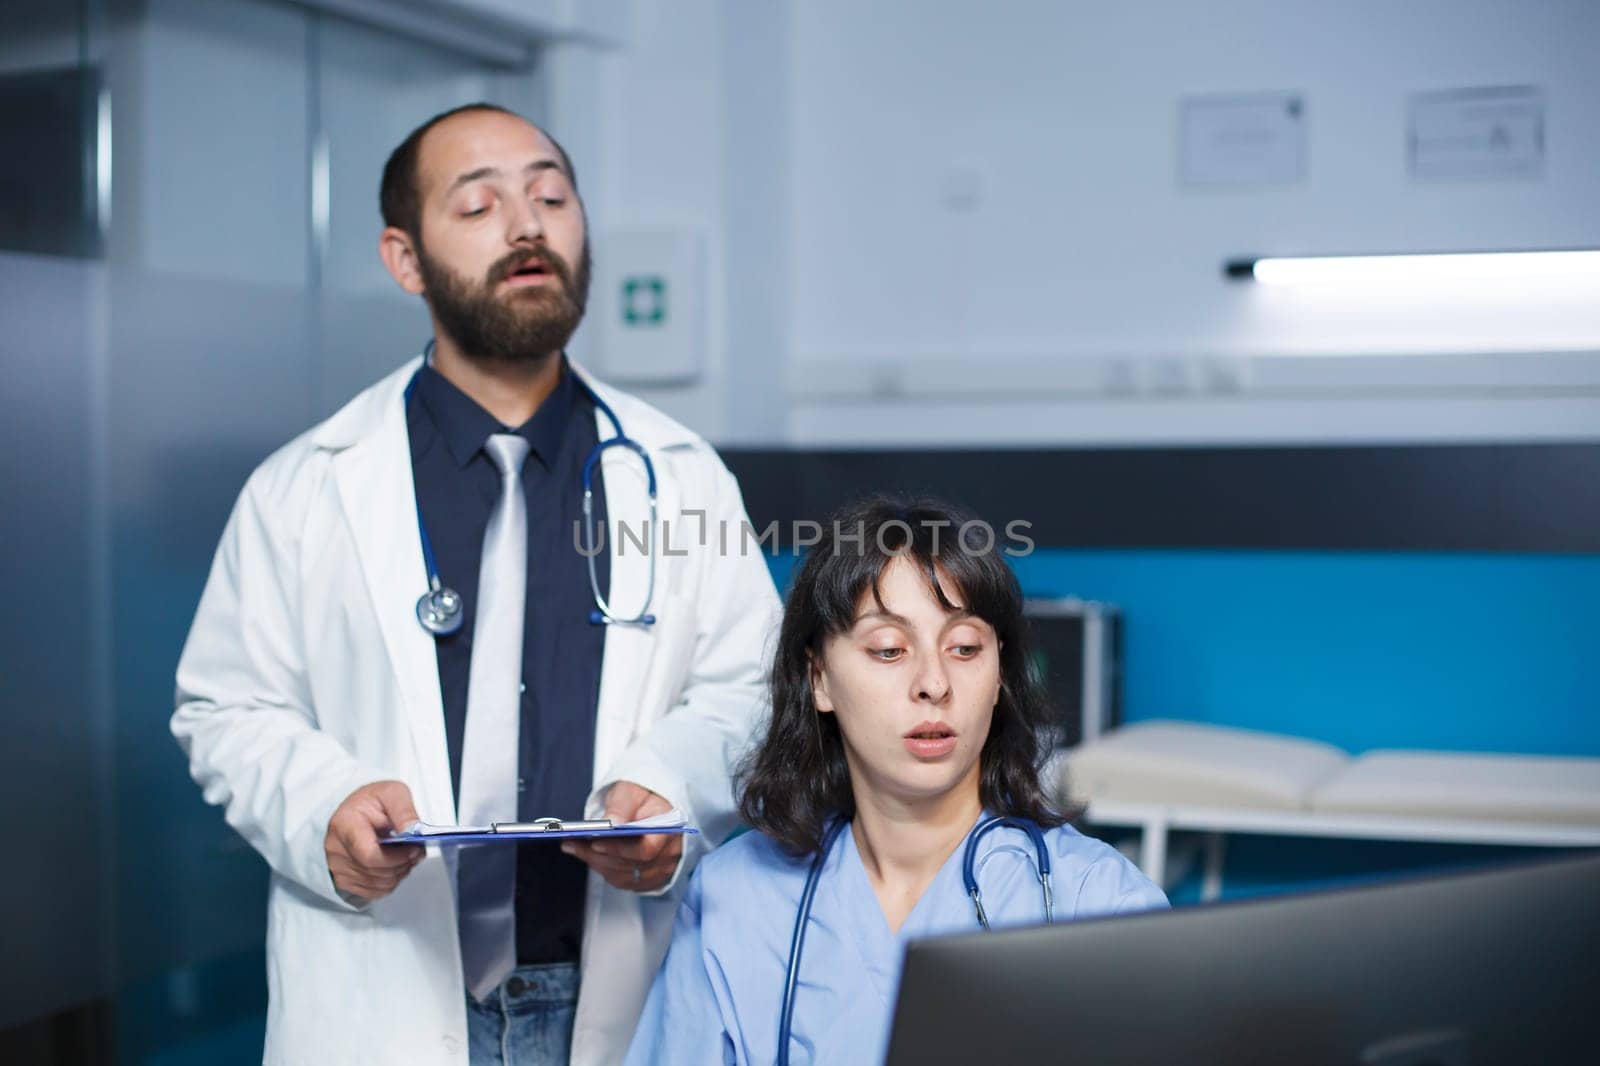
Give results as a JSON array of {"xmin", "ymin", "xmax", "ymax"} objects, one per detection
[{"xmin": 621, "ymin": 275, "xmax": 667, "ymax": 326}]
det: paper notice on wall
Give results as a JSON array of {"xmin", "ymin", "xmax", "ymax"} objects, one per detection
[
  {"xmin": 1408, "ymin": 86, "xmax": 1544, "ymax": 180},
  {"xmin": 1179, "ymin": 92, "xmax": 1306, "ymax": 187}
]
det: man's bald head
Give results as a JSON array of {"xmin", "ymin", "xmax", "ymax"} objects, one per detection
[{"xmin": 379, "ymin": 103, "xmax": 579, "ymax": 243}]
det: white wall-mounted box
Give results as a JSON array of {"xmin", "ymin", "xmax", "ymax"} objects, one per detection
[{"xmin": 591, "ymin": 227, "xmax": 706, "ymax": 387}]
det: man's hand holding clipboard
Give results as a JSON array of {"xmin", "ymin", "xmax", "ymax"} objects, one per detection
[
  {"xmin": 377, "ymin": 781, "xmax": 696, "ymax": 894},
  {"xmin": 563, "ymin": 781, "xmax": 688, "ymax": 893}
]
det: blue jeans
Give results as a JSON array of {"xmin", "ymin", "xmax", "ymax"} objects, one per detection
[{"xmin": 466, "ymin": 962, "xmax": 581, "ymax": 1065}]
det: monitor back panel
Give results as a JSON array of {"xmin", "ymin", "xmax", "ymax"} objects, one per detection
[{"xmin": 887, "ymin": 853, "xmax": 1600, "ymax": 1066}]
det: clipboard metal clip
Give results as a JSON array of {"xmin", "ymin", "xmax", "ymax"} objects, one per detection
[{"xmin": 490, "ymin": 817, "xmax": 614, "ymax": 834}]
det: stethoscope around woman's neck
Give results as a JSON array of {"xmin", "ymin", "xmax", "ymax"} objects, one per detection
[
  {"xmin": 775, "ymin": 814, "xmax": 1054, "ymax": 1066},
  {"xmin": 406, "ymin": 341, "xmax": 659, "ymax": 636}
]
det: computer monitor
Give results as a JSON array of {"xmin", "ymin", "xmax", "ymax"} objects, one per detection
[{"xmin": 886, "ymin": 852, "xmax": 1600, "ymax": 1066}]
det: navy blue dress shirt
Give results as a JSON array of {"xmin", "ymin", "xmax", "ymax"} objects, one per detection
[{"xmin": 407, "ymin": 359, "xmax": 608, "ymax": 965}]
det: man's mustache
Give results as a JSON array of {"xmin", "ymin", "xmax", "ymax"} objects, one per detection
[{"xmin": 487, "ymin": 247, "xmax": 576, "ymax": 291}]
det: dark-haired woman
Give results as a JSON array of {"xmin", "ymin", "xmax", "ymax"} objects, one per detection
[{"xmin": 624, "ymin": 499, "xmax": 1166, "ymax": 1066}]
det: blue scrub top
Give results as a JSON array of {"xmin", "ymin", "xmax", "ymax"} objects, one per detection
[{"xmin": 624, "ymin": 816, "xmax": 1168, "ymax": 1065}]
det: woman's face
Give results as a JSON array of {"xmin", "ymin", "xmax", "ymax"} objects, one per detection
[{"xmin": 812, "ymin": 557, "xmax": 1002, "ymax": 811}]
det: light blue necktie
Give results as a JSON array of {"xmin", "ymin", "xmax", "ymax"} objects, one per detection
[{"xmin": 457, "ymin": 433, "xmax": 530, "ymax": 1002}]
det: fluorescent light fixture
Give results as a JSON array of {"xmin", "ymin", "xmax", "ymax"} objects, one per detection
[
  {"xmin": 1226, "ymin": 250, "xmax": 1600, "ymax": 285},
  {"xmin": 96, "ymin": 85, "xmax": 112, "ymax": 242},
  {"xmin": 311, "ymin": 132, "xmax": 330, "ymax": 267}
]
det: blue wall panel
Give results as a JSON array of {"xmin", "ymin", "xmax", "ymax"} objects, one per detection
[{"xmin": 767, "ymin": 550, "xmax": 1600, "ymax": 757}]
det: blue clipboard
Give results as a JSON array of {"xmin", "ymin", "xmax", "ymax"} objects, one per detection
[{"xmin": 381, "ymin": 816, "xmax": 698, "ymax": 847}]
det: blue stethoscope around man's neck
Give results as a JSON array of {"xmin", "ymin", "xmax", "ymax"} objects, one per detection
[
  {"xmin": 775, "ymin": 814, "xmax": 1054, "ymax": 1066},
  {"xmin": 406, "ymin": 342, "xmax": 659, "ymax": 636}
]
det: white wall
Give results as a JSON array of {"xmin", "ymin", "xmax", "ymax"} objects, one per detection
[
  {"xmin": 543, "ymin": 0, "xmax": 745, "ymax": 440},
  {"xmin": 570, "ymin": 0, "xmax": 1600, "ymax": 447},
  {"xmin": 788, "ymin": 0, "xmax": 1600, "ymax": 445}
]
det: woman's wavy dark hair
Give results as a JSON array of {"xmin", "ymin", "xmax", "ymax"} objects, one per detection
[{"xmin": 737, "ymin": 496, "xmax": 1065, "ymax": 857}]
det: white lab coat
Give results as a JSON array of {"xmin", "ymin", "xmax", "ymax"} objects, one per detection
[{"xmin": 172, "ymin": 355, "xmax": 780, "ymax": 1066}]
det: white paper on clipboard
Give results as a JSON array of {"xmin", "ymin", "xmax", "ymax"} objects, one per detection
[{"xmin": 381, "ymin": 808, "xmax": 695, "ymax": 845}]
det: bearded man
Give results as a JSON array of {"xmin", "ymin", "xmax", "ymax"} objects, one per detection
[{"xmin": 171, "ymin": 104, "xmax": 779, "ymax": 1066}]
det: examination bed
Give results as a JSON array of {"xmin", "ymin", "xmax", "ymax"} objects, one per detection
[{"xmin": 1058, "ymin": 720, "xmax": 1600, "ymax": 899}]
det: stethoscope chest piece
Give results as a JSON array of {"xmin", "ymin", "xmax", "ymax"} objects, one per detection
[{"xmin": 416, "ymin": 584, "xmax": 464, "ymax": 636}]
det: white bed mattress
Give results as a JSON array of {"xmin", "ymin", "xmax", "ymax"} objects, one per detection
[
  {"xmin": 1311, "ymin": 750, "xmax": 1600, "ymax": 826},
  {"xmin": 1063, "ymin": 720, "xmax": 1600, "ymax": 826},
  {"xmin": 1061, "ymin": 719, "xmax": 1349, "ymax": 810}
]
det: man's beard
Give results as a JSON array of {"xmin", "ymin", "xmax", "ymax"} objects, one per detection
[{"xmin": 416, "ymin": 236, "xmax": 592, "ymax": 365}]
